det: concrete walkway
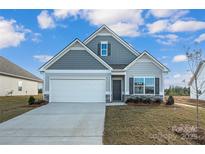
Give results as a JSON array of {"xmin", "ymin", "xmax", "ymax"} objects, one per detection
[
  {"xmin": 0, "ymin": 102, "xmax": 105, "ymax": 145},
  {"xmin": 106, "ymin": 102, "xmax": 126, "ymax": 106}
]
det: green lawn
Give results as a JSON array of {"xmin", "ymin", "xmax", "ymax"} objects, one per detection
[
  {"xmin": 0, "ymin": 95, "xmax": 43, "ymax": 123},
  {"xmin": 103, "ymin": 104, "xmax": 205, "ymax": 145}
]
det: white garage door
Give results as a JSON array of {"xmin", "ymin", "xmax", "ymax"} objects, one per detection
[{"xmin": 50, "ymin": 79, "xmax": 106, "ymax": 103}]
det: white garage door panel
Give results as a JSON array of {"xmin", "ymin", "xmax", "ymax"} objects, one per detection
[{"xmin": 50, "ymin": 79, "xmax": 105, "ymax": 102}]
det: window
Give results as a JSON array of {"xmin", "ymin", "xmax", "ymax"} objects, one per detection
[
  {"xmin": 134, "ymin": 77, "xmax": 155, "ymax": 94},
  {"xmin": 100, "ymin": 41, "xmax": 108, "ymax": 56},
  {"xmin": 134, "ymin": 78, "xmax": 144, "ymax": 94},
  {"xmin": 145, "ymin": 78, "xmax": 155, "ymax": 94},
  {"xmin": 18, "ymin": 81, "xmax": 22, "ymax": 91}
]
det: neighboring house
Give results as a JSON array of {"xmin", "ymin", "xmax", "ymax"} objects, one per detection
[
  {"xmin": 189, "ymin": 60, "xmax": 205, "ymax": 100},
  {"xmin": 0, "ymin": 56, "xmax": 42, "ymax": 96},
  {"xmin": 40, "ymin": 25, "xmax": 169, "ymax": 103}
]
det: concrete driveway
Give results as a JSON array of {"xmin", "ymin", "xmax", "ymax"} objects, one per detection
[{"xmin": 0, "ymin": 102, "xmax": 105, "ymax": 145}]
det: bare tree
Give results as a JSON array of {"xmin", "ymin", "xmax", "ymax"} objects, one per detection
[{"xmin": 186, "ymin": 47, "xmax": 205, "ymax": 130}]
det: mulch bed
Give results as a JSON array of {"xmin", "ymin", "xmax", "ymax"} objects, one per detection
[
  {"xmin": 126, "ymin": 102, "xmax": 162, "ymax": 106},
  {"xmin": 1, "ymin": 102, "xmax": 48, "ymax": 112},
  {"xmin": 21, "ymin": 102, "xmax": 48, "ymax": 108}
]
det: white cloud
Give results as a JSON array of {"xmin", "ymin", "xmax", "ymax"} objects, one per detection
[
  {"xmin": 31, "ymin": 33, "xmax": 41, "ymax": 43},
  {"xmin": 169, "ymin": 20, "xmax": 205, "ymax": 32},
  {"xmin": 149, "ymin": 10, "xmax": 178, "ymax": 18},
  {"xmin": 163, "ymin": 63, "xmax": 168, "ymax": 66},
  {"xmin": 154, "ymin": 34, "xmax": 178, "ymax": 45},
  {"xmin": 80, "ymin": 10, "xmax": 144, "ymax": 37},
  {"xmin": 37, "ymin": 10, "xmax": 55, "ymax": 29},
  {"xmin": 109, "ymin": 22, "xmax": 140, "ymax": 37},
  {"xmin": 0, "ymin": 16, "xmax": 26, "ymax": 49},
  {"xmin": 161, "ymin": 56, "xmax": 168, "ymax": 60},
  {"xmin": 165, "ymin": 72, "xmax": 192, "ymax": 88},
  {"xmin": 53, "ymin": 9, "xmax": 80, "ymax": 19},
  {"xmin": 147, "ymin": 19, "xmax": 205, "ymax": 34},
  {"xmin": 194, "ymin": 33, "xmax": 205, "ymax": 43},
  {"xmin": 146, "ymin": 20, "xmax": 169, "ymax": 34},
  {"xmin": 148, "ymin": 10, "xmax": 189, "ymax": 19},
  {"xmin": 33, "ymin": 55, "xmax": 53, "ymax": 63},
  {"xmin": 172, "ymin": 54, "xmax": 187, "ymax": 62},
  {"xmin": 174, "ymin": 73, "xmax": 181, "ymax": 78}
]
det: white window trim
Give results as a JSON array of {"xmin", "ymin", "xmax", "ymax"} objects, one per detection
[
  {"xmin": 133, "ymin": 76, "xmax": 155, "ymax": 95},
  {"xmin": 100, "ymin": 41, "xmax": 108, "ymax": 56},
  {"xmin": 83, "ymin": 25, "xmax": 140, "ymax": 56}
]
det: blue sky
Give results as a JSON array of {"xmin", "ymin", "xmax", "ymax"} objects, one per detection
[{"xmin": 0, "ymin": 9, "xmax": 205, "ymax": 88}]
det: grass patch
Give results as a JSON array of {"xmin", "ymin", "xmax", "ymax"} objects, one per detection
[
  {"xmin": 0, "ymin": 95, "xmax": 43, "ymax": 123},
  {"xmin": 103, "ymin": 104, "xmax": 205, "ymax": 145}
]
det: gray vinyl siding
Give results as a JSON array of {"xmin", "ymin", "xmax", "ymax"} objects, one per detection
[
  {"xmin": 125, "ymin": 62, "xmax": 163, "ymax": 94},
  {"xmin": 86, "ymin": 36, "xmax": 137, "ymax": 65},
  {"xmin": 47, "ymin": 50, "xmax": 107, "ymax": 70},
  {"xmin": 44, "ymin": 73, "xmax": 111, "ymax": 92}
]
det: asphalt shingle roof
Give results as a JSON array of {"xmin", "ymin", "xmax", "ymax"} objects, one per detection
[
  {"xmin": 109, "ymin": 64, "xmax": 128, "ymax": 69},
  {"xmin": 0, "ymin": 56, "xmax": 42, "ymax": 82}
]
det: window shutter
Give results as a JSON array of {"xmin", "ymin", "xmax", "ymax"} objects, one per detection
[
  {"xmin": 129, "ymin": 77, "xmax": 133, "ymax": 95},
  {"xmin": 97, "ymin": 43, "xmax": 101, "ymax": 55},
  {"xmin": 108, "ymin": 43, "xmax": 111, "ymax": 56},
  {"xmin": 155, "ymin": 78, "xmax": 159, "ymax": 95}
]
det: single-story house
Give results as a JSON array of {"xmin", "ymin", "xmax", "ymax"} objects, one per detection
[
  {"xmin": 0, "ymin": 56, "xmax": 43, "ymax": 96},
  {"xmin": 40, "ymin": 25, "xmax": 169, "ymax": 103},
  {"xmin": 189, "ymin": 60, "xmax": 205, "ymax": 100}
]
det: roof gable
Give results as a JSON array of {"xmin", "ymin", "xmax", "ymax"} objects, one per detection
[
  {"xmin": 39, "ymin": 39, "xmax": 112, "ymax": 71},
  {"xmin": 0, "ymin": 56, "xmax": 42, "ymax": 82},
  {"xmin": 47, "ymin": 49, "xmax": 108, "ymax": 70},
  {"xmin": 189, "ymin": 61, "xmax": 205, "ymax": 85},
  {"xmin": 124, "ymin": 51, "xmax": 170, "ymax": 72},
  {"xmin": 83, "ymin": 25, "xmax": 140, "ymax": 56}
]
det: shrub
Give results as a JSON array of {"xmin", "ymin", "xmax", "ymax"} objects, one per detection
[
  {"xmin": 142, "ymin": 97, "xmax": 151, "ymax": 104},
  {"xmin": 38, "ymin": 89, "xmax": 42, "ymax": 93},
  {"xmin": 166, "ymin": 95, "xmax": 174, "ymax": 105},
  {"xmin": 154, "ymin": 98, "xmax": 163, "ymax": 104},
  {"xmin": 28, "ymin": 96, "xmax": 35, "ymax": 105},
  {"xmin": 126, "ymin": 96, "xmax": 162, "ymax": 105},
  {"xmin": 138, "ymin": 97, "xmax": 143, "ymax": 103},
  {"xmin": 134, "ymin": 97, "xmax": 140, "ymax": 103},
  {"xmin": 125, "ymin": 98, "xmax": 134, "ymax": 104}
]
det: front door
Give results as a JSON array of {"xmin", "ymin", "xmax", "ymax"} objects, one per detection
[{"xmin": 112, "ymin": 80, "xmax": 122, "ymax": 101}]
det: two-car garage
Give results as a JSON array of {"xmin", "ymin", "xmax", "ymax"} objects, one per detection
[{"xmin": 49, "ymin": 78, "xmax": 106, "ymax": 103}]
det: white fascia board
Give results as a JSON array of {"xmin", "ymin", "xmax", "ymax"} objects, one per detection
[
  {"xmin": 197, "ymin": 62, "xmax": 205, "ymax": 78},
  {"xmin": 39, "ymin": 39, "xmax": 79, "ymax": 71},
  {"xmin": 83, "ymin": 25, "xmax": 140, "ymax": 56},
  {"xmin": 124, "ymin": 51, "xmax": 169, "ymax": 72},
  {"xmin": 49, "ymin": 76, "xmax": 107, "ymax": 80},
  {"xmin": 111, "ymin": 71, "xmax": 126, "ymax": 75},
  {"xmin": 40, "ymin": 39, "xmax": 112, "ymax": 71},
  {"xmin": 0, "ymin": 71, "xmax": 42, "ymax": 82},
  {"xmin": 45, "ymin": 70, "xmax": 111, "ymax": 74},
  {"xmin": 189, "ymin": 62, "xmax": 205, "ymax": 86}
]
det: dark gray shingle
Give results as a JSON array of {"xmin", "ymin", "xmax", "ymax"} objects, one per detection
[
  {"xmin": 109, "ymin": 64, "xmax": 127, "ymax": 69},
  {"xmin": 0, "ymin": 56, "xmax": 42, "ymax": 82}
]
